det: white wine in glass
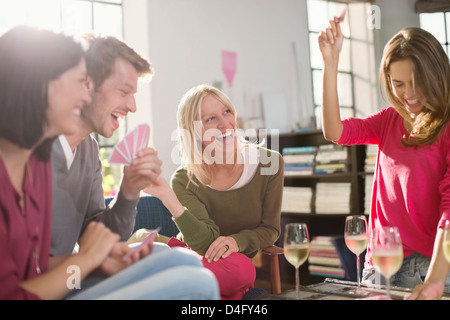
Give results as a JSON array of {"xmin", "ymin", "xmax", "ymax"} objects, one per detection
[
  {"xmin": 344, "ymin": 215, "xmax": 368, "ymax": 289},
  {"xmin": 443, "ymin": 220, "xmax": 450, "ymax": 264},
  {"xmin": 372, "ymin": 226, "xmax": 403, "ymax": 299},
  {"xmin": 284, "ymin": 223, "xmax": 310, "ymax": 299}
]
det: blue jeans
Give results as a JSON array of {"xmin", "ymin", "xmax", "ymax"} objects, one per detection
[
  {"xmin": 68, "ymin": 244, "xmax": 219, "ymax": 300},
  {"xmin": 362, "ymin": 252, "xmax": 450, "ymax": 293}
]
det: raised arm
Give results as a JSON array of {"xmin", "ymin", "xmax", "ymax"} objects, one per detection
[{"xmin": 318, "ymin": 17, "xmax": 345, "ymax": 142}]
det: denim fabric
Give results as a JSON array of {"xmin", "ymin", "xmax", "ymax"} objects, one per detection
[
  {"xmin": 362, "ymin": 252, "xmax": 450, "ymax": 293},
  {"xmin": 68, "ymin": 246, "xmax": 219, "ymax": 300}
]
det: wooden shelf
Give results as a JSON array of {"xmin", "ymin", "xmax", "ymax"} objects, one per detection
[
  {"xmin": 265, "ymin": 130, "xmax": 369, "ymax": 286},
  {"xmin": 267, "ymin": 130, "xmax": 367, "ymax": 215}
]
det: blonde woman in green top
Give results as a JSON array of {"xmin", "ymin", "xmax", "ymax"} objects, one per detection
[{"xmin": 145, "ymin": 84, "xmax": 284, "ymax": 299}]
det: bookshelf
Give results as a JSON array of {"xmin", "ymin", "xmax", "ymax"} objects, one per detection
[
  {"xmin": 266, "ymin": 129, "xmax": 368, "ymax": 285},
  {"xmin": 267, "ymin": 130, "xmax": 366, "ymax": 215}
]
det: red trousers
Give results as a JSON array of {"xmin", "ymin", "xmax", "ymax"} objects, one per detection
[{"xmin": 168, "ymin": 238, "xmax": 256, "ymax": 299}]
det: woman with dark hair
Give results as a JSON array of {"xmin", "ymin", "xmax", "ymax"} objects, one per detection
[
  {"xmin": 0, "ymin": 25, "xmax": 93, "ymax": 299},
  {"xmin": 0, "ymin": 26, "xmax": 88, "ymax": 160}
]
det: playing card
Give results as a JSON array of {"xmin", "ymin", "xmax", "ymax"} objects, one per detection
[
  {"xmin": 338, "ymin": 6, "xmax": 347, "ymax": 22},
  {"xmin": 109, "ymin": 146, "xmax": 130, "ymax": 164},
  {"xmin": 109, "ymin": 123, "xmax": 150, "ymax": 165},
  {"xmin": 138, "ymin": 123, "xmax": 150, "ymax": 150},
  {"xmin": 109, "ymin": 138, "xmax": 131, "ymax": 165},
  {"xmin": 122, "ymin": 227, "xmax": 160, "ymax": 261}
]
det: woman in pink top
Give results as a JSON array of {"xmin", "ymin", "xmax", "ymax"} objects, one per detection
[{"xmin": 319, "ymin": 18, "xmax": 450, "ymax": 299}]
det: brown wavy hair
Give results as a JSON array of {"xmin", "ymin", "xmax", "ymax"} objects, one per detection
[{"xmin": 380, "ymin": 27, "xmax": 450, "ymax": 146}]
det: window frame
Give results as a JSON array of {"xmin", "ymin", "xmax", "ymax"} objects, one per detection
[
  {"xmin": 307, "ymin": 0, "xmax": 377, "ymax": 128},
  {"xmin": 420, "ymin": 12, "xmax": 450, "ymax": 55}
]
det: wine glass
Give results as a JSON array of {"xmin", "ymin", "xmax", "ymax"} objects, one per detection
[
  {"xmin": 344, "ymin": 215, "xmax": 369, "ymax": 290},
  {"xmin": 372, "ymin": 226, "xmax": 403, "ymax": 299},
  {"xmin": 284, "ymin": 223, "xmax": 310, "ymax": 299},
  {"xmin": 443, "ymin": 220, "xmax": 450, "ymax": 263}
]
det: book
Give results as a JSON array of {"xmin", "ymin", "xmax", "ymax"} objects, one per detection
[
  {"xmin": 309, "ymin": 256, "xmax": 342, "ymax": 266},
  {"xmin": 308, "ymin": 265, "xmax": 346, "ymax": 278},
  {"xmin": 315, "ymin": 144, "xmax": 349, "ymax": 174},
  {"xmin": 308, "ymin": 235, "xmax": 360, "ymax": 281},
  {"xmin": 282, "ymin": 146, "xmax": 317, "ymax": 154},
  {"xmin": 315, "ymin": 182, "xmax": 351, "ymax": 214},
  {"xmin": 282, "ymin": 146, "xmax": 316, "ymax": 177},
  {"xmin": 308, "ymin": 235, "xmax": 346, "ymax": 279},
  {"xmin": 281, "ymin": 187, "xmax": 312, "ymax": 213},
  {"xmin": 364, "ymin": 144, "xmax": 378, "ymax": 173}
]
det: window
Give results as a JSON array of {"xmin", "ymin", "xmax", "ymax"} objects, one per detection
[
  {"xmin": 0, "ymin": 0, "xmax": 124, "ymax": 196},
  {"xmin": 307, "ymin": 0, "xmax": 377, "ymax": 128},
  {"xmin": 420, "ymin": 12, "xmax": 450, "ymax": 55}
]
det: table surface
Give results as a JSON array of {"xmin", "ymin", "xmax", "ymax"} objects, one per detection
[{"xmin": 263, "ymin": 278, "xmax": 450, "ymax": 300}]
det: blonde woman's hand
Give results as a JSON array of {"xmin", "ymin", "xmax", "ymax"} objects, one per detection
[
  {"xmin": 143, "ymin": 174, "xmax": 170, "ymax": 199},
  {"xmin": 205, "ymin": 236, "xmax": 239, "ymax": 263},
  {"xmin": 144, "ymin": 175, "xmax": 186, "ymax": 218}
]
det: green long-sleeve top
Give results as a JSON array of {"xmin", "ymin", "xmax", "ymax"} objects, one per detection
[{"xmin": 171, "ymin": 147, "xmax": 284, "ymax": 258}]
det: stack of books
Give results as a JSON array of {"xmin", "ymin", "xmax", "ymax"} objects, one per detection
[
  {"xmin": 364, "ymin": 145, "xmax": 377, "ymax": 214},
  {"xmin": 308, "ymin": 236, "xmax": 346, "ymax": 279},
  {"xmin": 282, "ymin": 146, "xmax": 317, "ymax": 176},
  {"xmin": 364, "ymin": 175, "xmax": 374, "ymax": 215},
  {"xmin": 364, "ymin": 145, "xmax": 378, "ymax": 173},
  {"xmin": 315, "ymin": 182, "xmax": 351, "ymax": 214},
  {"xmin": 315, "ymin": 144, "xmax": 349, "ymax": 174},
  {"xmin": 281, "ymin": 186, "xmax": 312, "ymax": 213}
]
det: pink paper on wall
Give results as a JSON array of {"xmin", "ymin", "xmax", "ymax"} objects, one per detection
[{"xmin": 222, "ymin": 50, "xmax": 237, "ymax": 87}]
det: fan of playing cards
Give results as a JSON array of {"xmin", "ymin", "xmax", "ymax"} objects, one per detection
[{"xmin": 109, "ymin": 123, "xmax": 150, "ymax": 165}]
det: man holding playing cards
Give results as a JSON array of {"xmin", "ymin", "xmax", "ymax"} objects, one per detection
[
  {"xmin": 50, "ymin": 35, "xmax": 160, "ymax": 256},
  {"xmin": 48, "ymin": 35, "xmax": 220, "ymax": 299}
]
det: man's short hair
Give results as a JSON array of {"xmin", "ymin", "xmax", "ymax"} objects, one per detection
[{"xmin": 84, "ymin": 34, "xmax": 153, "ymax": 89}]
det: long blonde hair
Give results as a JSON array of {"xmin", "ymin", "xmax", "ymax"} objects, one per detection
[
  {"xmin": 380, "ymin": 27, "xmax": 450, "ymax": 146},
  {"xmin": 176, "ymin": 84, "xmax": 244, "ymax": 187}
]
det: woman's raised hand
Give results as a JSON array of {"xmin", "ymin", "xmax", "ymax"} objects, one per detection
[{"xmin": 318, "ymin": 17, "xmax": 344, "ymax": 64}]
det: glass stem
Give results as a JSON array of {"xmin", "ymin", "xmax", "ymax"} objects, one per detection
[
  {"xmin": 386, "ymin": 277, "xmax": 391, "ymax": 300},
  {"xmin": 356, "ymin": 254, "xmax": 361, "ymax": 287},
  {"xmin": 295, "ymin": 267, "xmax": 300, "ymax": 299}
]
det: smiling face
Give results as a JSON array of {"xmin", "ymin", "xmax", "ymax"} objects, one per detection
[
  {"xmin": 46, "ymin": 59, "xmax": 91, "ymax": 138},
  {"xmin": 389, "ymin": 58, "xmax": 426, "ymax": 117},
  {"xmin": 81, "ymin": 57, "xmax": 138, "ymax": 138},
  {"xmin": 200, "ymin": 94, "xmax": 237, "ymax": 155}
]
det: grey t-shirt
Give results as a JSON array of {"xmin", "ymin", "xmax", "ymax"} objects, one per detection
[{"xmin": 50, "ymin": 135, "xmax": 138, "ymax": 255}]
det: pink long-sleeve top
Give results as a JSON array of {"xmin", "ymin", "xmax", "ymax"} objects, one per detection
[
  {"xmin": 337, "ymin": 107, "xmax": 450, "ymax": 267},
  {"xmin": 0, "ymin": 154, "xmax": 52, "ymax": 299}
]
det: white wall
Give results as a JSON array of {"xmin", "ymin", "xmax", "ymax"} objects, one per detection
[
  {"xmin": 122, "ymin": 0, "xmax": 153, "ymax": 140},
  {"xmin": 146, "ymin": 0, "xmax": 313, "ymax": 180},
  {"xmin": 372, "ymin": 0, "xmax": 420, "ymax": 108},
  {"xmin": 123, "ymin": 0, "xmax": 421, "ymax": 182}
]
